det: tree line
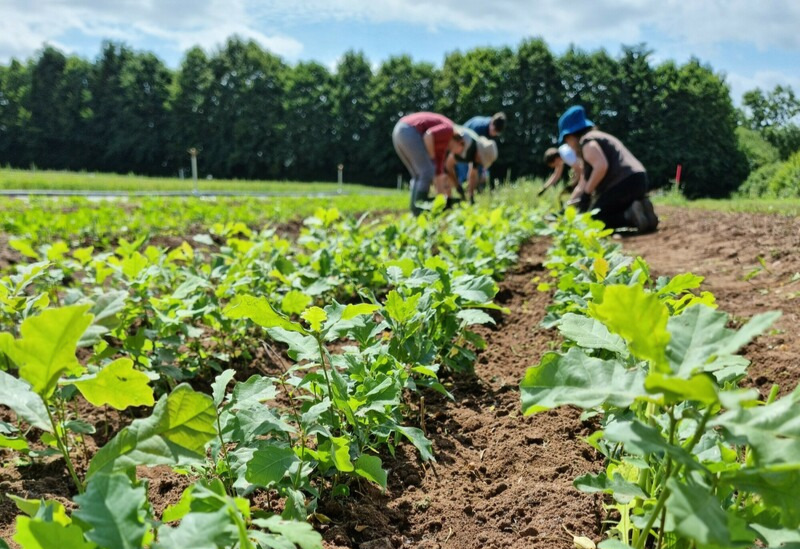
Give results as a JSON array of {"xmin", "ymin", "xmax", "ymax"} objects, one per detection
[{"xmin": 0, "ymin": 37, "xmax": 753, "ymax": 197}]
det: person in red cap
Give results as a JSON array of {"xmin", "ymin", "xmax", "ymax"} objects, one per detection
[
  {"xmin": 392, "ymin": 112, "xmax": 466, "ymax": 215},
  {"xmin": 558, "ymin": 105, "xmax": 658, "ymax": 233}
]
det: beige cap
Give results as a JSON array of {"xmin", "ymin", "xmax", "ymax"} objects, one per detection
[{"xmin": 476, "ymin": 136, "xmax": 498, "ymax": 168}]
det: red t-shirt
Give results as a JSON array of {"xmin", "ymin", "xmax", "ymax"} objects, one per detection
[{"xmin": 399, "ymin": 112, "xmax": 454, "ymax": 174}]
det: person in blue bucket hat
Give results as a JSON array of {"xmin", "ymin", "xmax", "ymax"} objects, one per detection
[{"xmin": 558, "ymin": 105, "xmax": 658, "ymax": 233}]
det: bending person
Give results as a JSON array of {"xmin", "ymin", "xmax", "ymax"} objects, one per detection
[
  {"xmin": 393, "ymin": 112, "xmax": 466, "ymax": 215},
  {"xmin": 558, "ymin": 105, "xmax": 658, "ymax": 233},
  {"xmin": 455, "ymin": 112, "xmax": 505, "ymax": 195},
  {"xmin": 445, "ymin": 127, "xmax": 498, "ymax": 204}
]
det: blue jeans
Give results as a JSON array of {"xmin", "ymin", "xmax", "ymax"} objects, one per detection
[{"xmin": 393, "ymin": 121, "xmax": 434, "ymax": 214}]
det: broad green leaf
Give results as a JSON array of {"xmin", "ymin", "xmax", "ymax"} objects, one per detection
[
  {"xmin": 223, "ymin": 403, "xmax": 295, "ymax": 440},
  {"xmin": 87, "ymin": 384, "xmax": 216, "ymax": 479},
  {"xmin": 71, "ymin": 358, "xmax": 154, "ymax": 410},
  {"xmin": 593, "ymin": 256, "xmax": 609, "ymax": 280},
  {"xmin": 384, "ymin": 258, "xmax": 415, "ymax": 278},
  {"xmin": 6, "ymin": 305, "xmax": 93, "ymax": 397},
  {"xmin": 588, "ymin": 285, "xmax": 670, "ymax": 370},
  {"xmin": 666, "ymin": 305, "xmax": 780, "ymax": 377},
  {"xmin": 161, "ymin": 486, "xmax": 193, "ymax": 523},
  {"xmin": 452, "ymin": 275, "xmax": 497, "ymax": 303},
  {"xmin": 229, "ymin": 376, "xmax": 277, "ymax": 409},
  {"xmin": 644, "ymin": 373, "xmax": 719, "ymax": 405},
  {"xmin": 341, "ymin": 303, "xmax": 380, "ymax": 320},
  {"xmin": 521, "ymin": 348, "xmax": 646, "ymax": 415},
  {"xmin": 7, "ymin": 495, "xmax": 70, "ymax": 526},
  {"xmin": 0, "ymin": 371, "xmax": 50, "ymax": 431},
  {"xmin": 664, "ymin": 478, "xmax": 752, "ymax": 548},
  {"xmin": 354, "ymin": 454, "xmax": 387, "ymax": 490},
  {"xmin": 330, "ymin": 436, "xmax": 354, "ymax": 472},
  {"xmin": 252, "ymin": 516, "xmax": 323, "ymax": 549},
  {"xmin": 716, "ymin": 386, "xmax": 800, "ymax": 467},
  {"xmin": 211, "ymin": 369, "xmax": 236, "ymax": 407},
  {"xmin": 750, "ymin": 523, "xmax": 800, "ymax": 547},
  {"xmin": 395, "ymin": 425, "xmax": 434, "ymax": 462},
  {"xmin": 424, "ymin": 255, "xmax": 449, "ymax": 272},
  {"xmin": 300, "ymin": 306, "xmax": 326, "ymax": 332},
  {"xmin": 281, "ymin": 291, "xmax": 312, "ymax": 316},
  {"xmin": 223, "ymin": 295, "xmax": 306, "ymax": 334},
  {"xmin": 604, "ymin": 418, "xmax": 701, "ymax": 470},
  {"xmin": 14, "ymin": 516, "xmax": 96, "ymax": 549},
  {"xmin": 456, "ymin": 309, "xmax": 495, "ymax": 326},
  {"xmin": 265, "ymin": 328, "xmax": 319, "ymax": 362},
  {"xmin": 87, "ymin": 291, "xmax": 127, "ymax": 330},
  {"xmin": 246, "ymin": 445, "xmax": 298, "ymax": 487},
  {"xmin": 574, "ymin": 472, "xmax": 648, "ymax": 504},
  {"xmin": 73, "ymin": 473, "xmax": 147, "ymax": 549},
  {"xmin": 384, "ymin": 291, "xmax": 420, "ymax": 324},
  {"xmin": 9, "ymin": 239, "xmax": 39, "ymax": 260},
  {"xmin": 154, "ymin": 508, "xmax": 233, "ymax": 549},
  {"xmin": 557, "ymin": 313, "xmax": 629, "ymax": 356},
  {"xmin": 657, "ymin": 272, "xmax": 704, "ymax": 296},
  {"xmin": 0, "ymin": 434, "xmax": 29, "ymax": 450},
  {"xmin": 724, "ymin": 469, "xmax": 800, "ymax": 528}
]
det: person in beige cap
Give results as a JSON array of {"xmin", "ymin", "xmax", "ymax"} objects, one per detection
[{"xmin": 445, "ymin": 126, "xmax": 499, "ymax": 203}]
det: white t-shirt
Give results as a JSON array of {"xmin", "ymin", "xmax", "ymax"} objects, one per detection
[{"xmin": 558, "ymin": 143, "xmax": 578, "ymax": 167}]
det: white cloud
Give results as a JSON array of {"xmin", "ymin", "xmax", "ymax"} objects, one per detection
[
  {"xmin": 726, "ymin": 70, "xmax": 800, "ymax": 105},
  {"xmin": 0, "ymin": 0, "xmax": 304, "ymax": 63},
  {"xmin": 251, "ymin": 0, "xmax": 800, "ymax": 51},
  {"xmin": 1, "ymin": 0, "xmax": 798, "ymax": 100}
]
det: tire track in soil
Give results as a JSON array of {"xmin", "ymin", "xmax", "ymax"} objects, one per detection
[
  {"xmin": 325, "ymin": 238, "xmax": 603, "ymax": 549},
  {"xmin": 621, "ymin": 205, "xmax": 800, "ymax": 398}
]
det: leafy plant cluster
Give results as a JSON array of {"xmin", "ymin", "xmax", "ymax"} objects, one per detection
[
  {"xmin": 0, "ymin": 199, "xmax": 540, "ymax": 548},
  {"xmin": 521, "ymin": 208, "xmax": 797, "ymax": 549},
  {"xmin": 0, "ymin": 194, "xmax": 406, "ymax": 249}
]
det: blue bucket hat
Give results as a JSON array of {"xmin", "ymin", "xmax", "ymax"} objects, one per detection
[{"xmin": 558, "ymin": 105, "xmax": 594, "ymax": 143}]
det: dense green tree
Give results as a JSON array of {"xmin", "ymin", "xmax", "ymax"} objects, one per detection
[
  {"xmin": 505, "ymin": 39, "xmax": 564, "ymax": 179},
  {"xmin": 655, "ymin": 59, "xmax": 747, "ymax": 197},
  {"xmin": 332, "ymin": 51, "xmax": 373, "ymax": 183},
  {"xmin": 89, "ymin": 42, "xmax": 134, "ymax": 172},
  {"xmin": 742, "ymin": 85, "xmax": 800, "ymax": 129},
  {"xmin": 558, "ymin": 47, "xmax": 619, "ymax": 128},
  {"xmin": 0, "ymin": 60, "xmax": 32, "ymax": 167},
  {"xmin": 170, "ymin": 47, "xmax": 213, "ymax": 175},
  {"xmin": 116, "ymin": 52, "xmax": 173, "ymax": 174},
  {"xmin": 0, "ymin": 37, "xmax": 768, "ymax": 197},
  {"xmin": 202, "ymin": 37, "xmax": 287, "ymax": 179},
  {"xmin": 282, "ymin": 62, "xmax": 336, "ymax": 181}
]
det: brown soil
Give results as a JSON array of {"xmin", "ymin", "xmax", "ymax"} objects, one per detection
[{"xmin": 2, "ymin": 205, "xmax": 798, "ymax": 549}]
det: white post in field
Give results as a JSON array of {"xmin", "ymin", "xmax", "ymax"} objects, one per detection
[
  {"xmin": 189, "ymin": 148, "xmax": 198, "ymax": 195},
  {"xmin": 337, "ymin": 164, "xmax": 344, "ymax": 194}
]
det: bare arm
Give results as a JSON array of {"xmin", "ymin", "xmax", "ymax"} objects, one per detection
[
  {"xmin": 580, "ymin": 141, "xmax": 608, "ymax": 194},
  {"xmin": 423, "ymin": 131, "xmax": 436, "ymax": 160},
  {"xmin": 542, "ymin": 162, "xmax": 564, "ymax": 190}
]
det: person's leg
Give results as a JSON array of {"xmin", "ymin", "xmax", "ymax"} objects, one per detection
[
  {"xmin": 592, "ymin": 173, "xmax": 647, "ymax": 229},
  {"xmin": 393, "ymin": 123, "xmax": 435, "ymax": 214}
]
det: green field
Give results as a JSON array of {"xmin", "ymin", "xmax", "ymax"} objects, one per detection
[{"xmin": 0, "ymin": 167, "xmax": 398, "ymax": 194}]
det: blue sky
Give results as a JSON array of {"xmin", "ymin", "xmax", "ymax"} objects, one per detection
[{"xmin": 2, "ymin": 0, "xmax": 799, "ymax": 104}]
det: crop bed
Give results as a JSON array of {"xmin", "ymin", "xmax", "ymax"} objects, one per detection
[{"xmin": 1, "ymin": 199, "xmax": 799, "ymax": 549}]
